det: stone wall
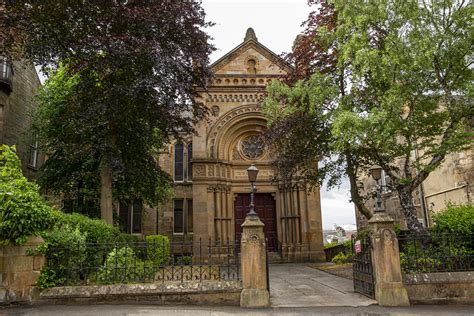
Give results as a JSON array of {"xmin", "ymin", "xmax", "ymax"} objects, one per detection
[
  {"xmin": 39, "ymin": 281, "xmax": 241, "ymax": 306},
  {"xmin": 404, "ymin": 272, "xmax": 474, "ymax": 305},
  {"xmin": 0, "ymin": 237, "xmax": 45, "ymax": 303}
]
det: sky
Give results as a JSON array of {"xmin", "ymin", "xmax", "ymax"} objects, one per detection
[
  {"xmin": 36, "ymin": 0, "xmax": 357, "ymax": 230},
  {"xmin": 202, "ymin": 0, "xmax": 356, "ymax": 229}
]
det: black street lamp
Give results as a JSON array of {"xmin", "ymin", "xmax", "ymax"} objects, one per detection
[
  {"xmin": 246, "ymin": 164, "xmax": 259, "ymax": 218},
  {"xmin": 369, "ymin": 165, "xmax": 385, "ymax": 213}
]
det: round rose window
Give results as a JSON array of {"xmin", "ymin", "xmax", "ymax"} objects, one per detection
[{"xmin": 240, "ymin": 134, "xmax": 265, "ymax": 160}]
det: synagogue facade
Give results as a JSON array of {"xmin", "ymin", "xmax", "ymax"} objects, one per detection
[{"xmin": 135, "ymin": 29, "xmax": 325, "ymax": 261}]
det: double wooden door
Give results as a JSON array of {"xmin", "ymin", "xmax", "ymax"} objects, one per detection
[{"xmin": 234, "ymin": 193, "xmax": 277, "ymax": 251}]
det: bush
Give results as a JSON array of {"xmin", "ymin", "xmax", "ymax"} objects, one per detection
[
  {"xmin": 0, "ymin": 145, "xmax": 55, "ymax": 245},
  {"xmin": 432, "ymin": 203, "xmax": 474, "ymax": 235},
  {"xmin": 145, "ymin": 235, "xmax": 170, "ymax": 265},
  {"xmin": 36, "ymin": 225, "xmax": 87, "ymax": 289},
  {"xmin": 53, "ymin": 212, "xmax": 137, "ymax": 244},
  {"xmin": 324, "ymin": 241, "xmax": 339, "ymax": 249},
  {"xmin": 331, "ymin": 252, "xmax": 351, "ymax": 264},
  {"xmin": 96, "ymin": 247, "xmax": 154, "ymax": 284}
]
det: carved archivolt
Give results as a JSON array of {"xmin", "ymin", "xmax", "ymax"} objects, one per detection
[{"xmin": 207, "ymin": 104, "xmax": 267, "ymax": 160}]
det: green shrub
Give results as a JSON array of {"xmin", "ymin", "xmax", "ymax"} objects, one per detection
[
  {"xmin": 96, "ymin": 247, "xmax": 154, "ymax": 284},
  {"xmin": 331, "ymin": 252, "xmax": 351, "ymax": 264},
  {"xmin": 54, "ymin": 212, "xmax": 137, "ymax": 244},
  {"xmin": 145, "ymin": 235, "xmax": 170, "ymax": 265},
  {"xmin": 432, "ymin": 203, "xmax": 474, "ymax": 235},
  {"xmin": 0, "ymin": 145, "xmax": 55, "ymax": 245},
  {"xmin": 36, "ymin": 225, "xmax": 87, "ymax": 289},
  {"xmin": 324, "ymin": 241, "xmax": 339, "ymax": 249},
  {"xmin": 175, "ymin": 255, "xmax": 192, "ymax": 265}
]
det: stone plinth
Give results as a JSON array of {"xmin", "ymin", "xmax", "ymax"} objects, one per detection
[
  {"xmin": 0, "ymin": 236, "xmax": 45, "ymax": 303},
  {"xmin": 239, "ymin": 215, "xmax": 270, "ymax": 308},
  {"xmin": 368, "ymin": 213, "xmax": 409, "ymax": 306}
]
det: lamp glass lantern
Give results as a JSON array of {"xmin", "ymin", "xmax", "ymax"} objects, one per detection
[
  {"xmin": 369, "ymin": 165, "xmax": 382, "ymax": 182},
  {"xmin": 247, "ymin": 164, "xmax": 259, "ymax": 183},
  {"xmin": 246, "ymin": 164, "xmax": 259, "ymax": 218}
]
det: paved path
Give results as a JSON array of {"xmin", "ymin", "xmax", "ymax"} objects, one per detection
[
  {"xmin": 2, "ymin": 304, "xmax": 474, "ymax": 315},
  {"xmin": 269, "ymin": 263, "xmax": 376, "ymax": 307}
]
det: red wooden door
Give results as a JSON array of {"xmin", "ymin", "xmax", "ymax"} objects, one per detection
[{"xmin": 234, "ymin": 193, "xmax": 277, "ymax": 251}]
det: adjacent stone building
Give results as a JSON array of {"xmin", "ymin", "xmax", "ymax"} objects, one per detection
[
  {"xmin": 133, "ymin": 29, "xmax": 325, "ymax": 261},
  {"xmin": 356, "ymin": 146, "xmax": 473, "ymax": 229},
  {"xmin": 0, "ymin": 58, "xmax": 43, "ymax": 179}
]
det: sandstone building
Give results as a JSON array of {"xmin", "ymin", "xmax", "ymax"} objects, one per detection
[
  {"xmin": 0, "ymin": 58, "xmax": 43, "ymax": 179},
  {"xmin": 131, "ymin": 29, "xmax": 325, "ymax": 261},
  {"xmin": 355, "ymin": 146, "xmax": 473, "ymax": 229}
]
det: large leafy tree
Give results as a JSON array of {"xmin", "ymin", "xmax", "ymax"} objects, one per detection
[
  {"xmin": 2, "ymin": 0, "xmax": 214, "ymax": 223},
  {"xmin": 264, "ymin": 0, "xmax": 473, "ymax": 234}
]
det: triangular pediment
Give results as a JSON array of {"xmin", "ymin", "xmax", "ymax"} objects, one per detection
[{"xmin": 211, "ymin": 38, "xmax": 293, "ymax": 76}]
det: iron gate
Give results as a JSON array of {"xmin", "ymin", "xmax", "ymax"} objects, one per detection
[{"xmin": 352, "ymin": 235, "xmax": 375, "ymax": 299}]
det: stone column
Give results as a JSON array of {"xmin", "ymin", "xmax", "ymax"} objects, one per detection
[
  {"xmin": 368, "ymin": 213, "xmax": 410, "ymax": 306},
  {"xmin": 240, "ymin": 216, "xmax": 270, "ymax": 308}
]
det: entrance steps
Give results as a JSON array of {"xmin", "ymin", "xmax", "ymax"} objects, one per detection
[{"xmin": 267, "ymin": 252, "xmax": 283, "ymax": 263}]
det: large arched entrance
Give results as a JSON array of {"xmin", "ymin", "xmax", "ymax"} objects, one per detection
[{"xmin": 234, "ymin": 193, "xmax": 277, "ymax": 251}]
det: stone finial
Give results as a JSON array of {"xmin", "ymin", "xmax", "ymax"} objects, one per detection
[{"xmin": 244, "ymin": 27, "xmax": 258, "ymax": 42}]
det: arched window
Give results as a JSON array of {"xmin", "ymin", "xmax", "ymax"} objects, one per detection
[
  {"xmin": 187, "ymin": 143, "xmax": 192, "ymax": 181},
  {"xmin": 174, "ymin": 143, "xmax": 184, "ymax": 181},
  {"xmin": 174, "ymin": 142, "xmax": 192, "ymax": 182}
]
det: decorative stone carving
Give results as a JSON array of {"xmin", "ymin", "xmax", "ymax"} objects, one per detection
[
  {"xmin": 206, "ymin": 93, "xmax": 265, "ymax": 103},
  {"xmin": 211, "ymin": 105, "xmax": 220, "ymax": 116},
  {"xmin": 208, "ymin": 165, "xmax": 215, "ymax": 176},
  {"xmin": 240, "ymin": 134, "xmax": 265, "ymax": 160},
  {"xmin": 194, "ymin": 165, "xmax": 205, "ymax": 177},
  {"xmin": 207, "ymin": 104, "xmax": 264, "ymax": 158},
  {"xmin": 232, "ymin": 147, "xmax": 243, "ymax": 161}
]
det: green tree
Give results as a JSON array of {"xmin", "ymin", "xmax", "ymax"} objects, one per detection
[
  {"xmin": 2, "ymin": 1, "xmax": 214, "ymax": 223},
  {"xmin": 264, "ymin": 0, "xmax": 473, "ymax": 234}
]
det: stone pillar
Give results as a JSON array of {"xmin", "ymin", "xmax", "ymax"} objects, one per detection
[
  {"xmin": 368, "ymin": 213, "xmax": 410, "ymax": 306},
  {"xmin": 240, "ymin": 216, "xmax": 270, "ymax": 308},
  {"xmin": 305, "ymin": 186, "xmax": 325, "ymax": 262},
  {"xmin": 0, "ymin": 236, "xmax": 45, "ymax": 303}
]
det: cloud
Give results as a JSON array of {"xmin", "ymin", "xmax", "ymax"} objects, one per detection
[{"xmin": 320, "ymin": 177, "xmax": 356, "ymax": 230}]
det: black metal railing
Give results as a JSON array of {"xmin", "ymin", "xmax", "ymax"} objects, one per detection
[
  {"xmin": 45, "ymin": 238, "xmax": 240, "ymax": 287},
  {"xmin": 352, "ymin": 235, "xmax": 375, "ymax": 299},
  {"xmin": 398, "ymin": 233, "xmax": 474, "ymax": 274}
]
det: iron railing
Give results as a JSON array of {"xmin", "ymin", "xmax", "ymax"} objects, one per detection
[
  {"xmin": 398, "ymin": 233, "xmax": 474, "ymax": 274},
  {"xmin": 352, "ymin": 235, "xmax": 375, "ymax": 299},
  {"xmin": 45, "ymin": 238, "xmax": 240, "ymax": 286}
]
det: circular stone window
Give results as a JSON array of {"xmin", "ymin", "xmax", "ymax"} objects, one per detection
[{"xmin": 240, "ymin": 134, "xmax": 265, "ymax": 160}]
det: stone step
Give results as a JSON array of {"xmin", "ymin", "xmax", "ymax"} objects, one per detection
[{"xmin": 267, "ymin": 252, "xmax": 282, "ymax": 263}]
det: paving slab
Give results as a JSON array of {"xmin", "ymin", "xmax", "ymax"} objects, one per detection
[{"xmin": 269, "ymin": 263, "xmax": 376, "ymax": 307}]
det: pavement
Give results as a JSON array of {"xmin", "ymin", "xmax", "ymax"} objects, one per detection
[
  {"xmin": 1, "ymin": 304, "xmax": 474, "ymax": 315},
  {"xmin": 269, "ymin": 263, "xmax": 375, "ymax": 307},
  {"xmin": 0, "ymin": 263, "xmax": 473, "ymax": 315}
]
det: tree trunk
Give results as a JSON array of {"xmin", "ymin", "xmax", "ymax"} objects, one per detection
[
  {"xmin": 345, "ymin": 152, "xmax": 372, "ymax": 221},
  {"xmin": 397, "ymin": 187, "xmax": 427, "ymax": 235},
  {"xmin": 100, "ymin": 156, "xmax": 114, "ymax": 225}
]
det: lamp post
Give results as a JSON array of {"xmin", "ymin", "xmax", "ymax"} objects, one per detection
[
  {"xmin": 246, "ymin": 164, "xmax": 259, "ymax": 218},
  {"xmin": 369, "ymin": 165, "xmax": 385, "ymax": 213}
]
